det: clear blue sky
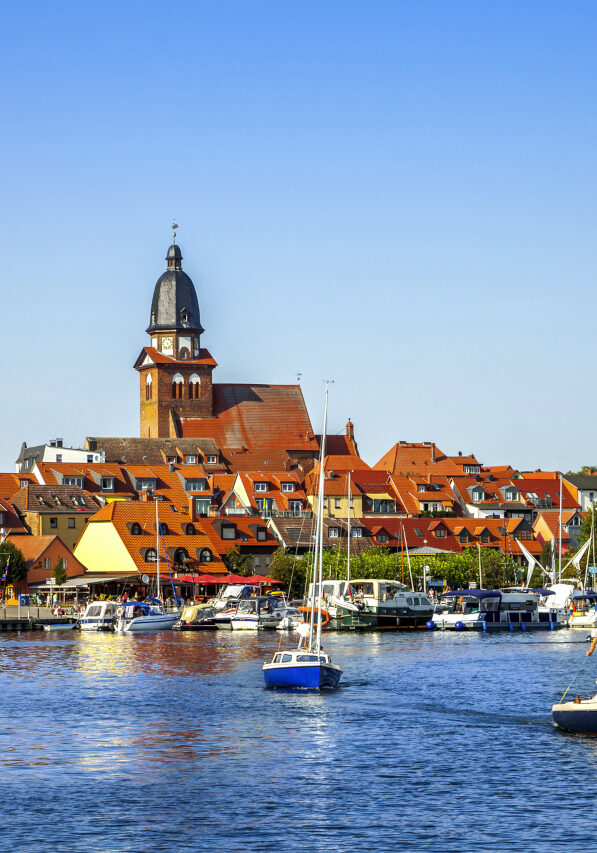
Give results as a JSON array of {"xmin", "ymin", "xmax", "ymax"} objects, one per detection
[{"xmin": 2, "ymin": 1, "xmax": 596, "ymax": 472}]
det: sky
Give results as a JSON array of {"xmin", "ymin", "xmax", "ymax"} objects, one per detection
[{"xmin": 1, "ymin": 1, "xmax": 597, "ymax": 473}]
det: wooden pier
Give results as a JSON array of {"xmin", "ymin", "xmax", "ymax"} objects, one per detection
[{"xmin": 0, "ymin": 605, "xmax": 76, "ymax": 631}]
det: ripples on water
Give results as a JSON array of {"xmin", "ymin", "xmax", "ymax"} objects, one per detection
[{"xmin": 1, "ymin": 628, "xmax": 596, "ymax": 851}]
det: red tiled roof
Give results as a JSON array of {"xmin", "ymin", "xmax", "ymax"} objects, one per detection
[
  {"xmin": 139, "ymin": 346, "xmax": 218, "ymax": 367},
  {"xmin": 179, "ymin": 384, "xmax": 316, "ymax": 453}
]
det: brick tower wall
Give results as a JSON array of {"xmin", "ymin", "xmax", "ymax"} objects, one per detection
[{"xmin": 139, "ymin": 364, "xmax": 214, "ymax": 438}]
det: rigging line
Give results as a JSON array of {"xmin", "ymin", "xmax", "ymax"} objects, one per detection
[{"xmin": 559, "ymin": 653, "xmax": 591, "ymax": 704}]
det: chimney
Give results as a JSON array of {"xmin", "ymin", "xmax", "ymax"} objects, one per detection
[
  {"xmin": 188, "ymin": 496, "xmax": 196, "ymax": 521},
  {"xmin": 346, "ymin": 419, "xmax": 355, "ymax": 443},
  {"xmin": 56, "ymin": 439, "xmax": 63, "ymax": 448},
  {"xmin": 431, "ymin": 443, "xmax": 436, "ymax": 463}
]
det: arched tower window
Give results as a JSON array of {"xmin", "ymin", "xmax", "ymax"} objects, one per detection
[
  {"xmin": 189, "ymin": 374, "xmax": 201, "ymax": 400},
  {"xmin": 172, "ymin": 373, "xmax": 184, "ymax": 400},
  {"xmin": 145, "ymin": 374, "xmax": 152, "ymax": 401}
]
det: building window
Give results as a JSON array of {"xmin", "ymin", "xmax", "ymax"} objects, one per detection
[
  {"xmin": 68, "ymin": 518, "xmax": 76, "ymax": 529},
  {"xmin": 222, "ymin": 526, "xmax": 236, "ymax": 540},
  {"xmin": 254, "ymin": 482, "xmax": 267, "ymax": 492},
  {"xmin": 373, "ymin": 499, "xmax": 396, "ymax": 513},
  {"xmin": 146, "ymin": 373, "xmax": 153, "ymax": 400},
  {"xmin": 50, "ymin": 517, "xmax": 57, "ymax": 529},
  {"xmin": 131, "ymin": 523, "xmax": 142, "ymax": 535},
  {"xmin": 288, "ymin": 501, "xmax": 302, "ymax": 516},
  {"xmin": 56, "ymin": 454, "xmax": 62, "ymax": 462},
  {"xmin": 195, "ymin": 499, "xmax": 211, "ymax": 516},
  {"xmin": 101, "ymin": 478, "xmax": 114, "ymax": 491},
  {"xmin": 335, "ymin": 498, "xmax": 341, "ymax": 509},
  {"xmin": 207, "ymin": 455, "xmax": 217, "ymax": 464},
  {"xmin": 185, "ymin": 523, "xmax": 196, "ymax": 535},
  {"xmin": 200, "ymin": 549, "xmax": 212, "ymax": 562},
  {"xmin": 61, "ymin": 557, "xmax": 67, "ymax": 570},
  {"xmin": 189, "ymin": 374, "xmax": 201, "ymax": 400},
  {"xmin": 63, "ymin": 477, "xmax": 83, "ymax": 487},
  {"xmin": 185, "ymin": 455, "xmax": 196, "ymax": 464},
  {"xmin": 281, "ymin": 483, "xmax": 294, "ymax": 492},
  {"xmin": 480, "ymin": 533, "xmax": 491, "ymax": 544},
  {"xmin": 137, "ymin": 479, "xmax": 156, "ymax": 491},
  {"xmin": 172, "ymin": 373, "xmax": 184, "ymax": 400},
  {"xmin": 329, "ymin": 527, "xmax": 339, "ymax": 538},
  {"xmin": 257, "ymin": 529, "xmax": 267, "ymax": 541},
  {"xmin": 434, "ymin": 528, "xmax": 446, "ymax": 538},
  {"xmin": 185, "ymin": 479, "xmax": 207, "ymax": 492},
  {"xmin": 173, "ymin": 548, "xmax": 189, "ymax": 565},
  {"xmin": 145, "ymin": 548, "xmax": 157, "ymax": 563},
  {"xmin": 351, "ymin": 528, "xmax": 362, "ymax": 538},
  {"xmin": 377, "ymin": 534, "xmax": 388, "ymax": 543},
  {"xmin": 158, "ymin": 523, "xmax": 169, "ymax": 535}
]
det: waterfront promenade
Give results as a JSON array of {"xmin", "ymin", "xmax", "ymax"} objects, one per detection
[{"xmin": 1, "ymin": 628, "xmax": 595, "ymax": 852}]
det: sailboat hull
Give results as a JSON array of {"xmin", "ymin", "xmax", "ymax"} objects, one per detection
[
  {"xmin": 553, "ymin": 701, "xmax": 597, "ymax": 734},
  {"xmin": 263, "ymin": 661, "xmax": 342, "ymax": 690}
]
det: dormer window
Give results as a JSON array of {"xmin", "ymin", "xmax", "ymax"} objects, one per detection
[
  {"xmin": 101, "ymin": 477, "xmax": 114, "ymax": 492},
  {"xmin": 377, "ymin": 533, "xmax": 388, "ymax": 543},
  {"xmin": 434, "ymin": 527, "xmax": 447, "ymax": 538},
  {"xmin": 131, "ymin": 522, "xmax": 142, "ymax": 536},
  {"xmin": 351, "ymin": 527, "xmax": 362, "ymax": 538},
  {"xmin": 136, "ymin": 478, "xmax": 156, "ymax": 492},
  {"xmin": 206, "ymin": 455, "xmax": 218, "ymax": 464},
  {"xmin": 329, "ymin": 527, "xmax": 339, "ymax": 538},
  {"xmin": 185, "ymin": 479, "xmax": 207, "ymax": 492},
  {"xmin": 418, "ymin": 485, "xmax": 426, "ymax": 493},
  {"xmin": 281, "ymin": 483, "xmax": 294, "ymax": 492},
  {"xmin": 185, "ymin": 455, "xmax": 196, "ymax": 464},
  {"xmin": 472, "ymin": 488, "xmax": 485, "ymax": 502},
  {"xmin": 222, "ymin": 525, "xmax": 236, "ymax": 540},
  {"xmin": 256, "ymin": 529, "xmax": 267, "ymax": 541},
  {"xmin": 63, "ymin": 476, "xmax": 84, "ymax": 488},
  {"xmin": 254, "ymin": 482, "xmax": 268, "ymax": 492}
]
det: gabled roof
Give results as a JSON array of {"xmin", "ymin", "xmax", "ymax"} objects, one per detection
[
  {"xmin": 11, "ymin": 485, "xmax": 102, "ymax": 514},
  {"xmin": 0, "ymin": 473, "xmax": 36, "ymax": 500},
  {"xmin": 134, "ymin": 346, "xmax": 217, "ymax": 368}
]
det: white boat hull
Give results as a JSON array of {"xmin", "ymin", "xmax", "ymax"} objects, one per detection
[{"xmin": 121, "ymin": 613, "xmax": 179, "ymax": 633}]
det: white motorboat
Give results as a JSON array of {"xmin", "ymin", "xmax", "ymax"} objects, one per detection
[
  {"xmin": 568, "ymin": 591, "xmax": 597, "ymax": 629},
  {"xmin": 114, "ymin": 600, "xmax": 179, "ymax": 633},
  {"xmin": 79, "ymin": 600, "xmax": 119, "ymax": 631},
  {"xmin": 230, "ymin": 596, "xmax": 279, "ymax": 630},
  {"xmin": 432, "ymin": 588, "xmax": 563, "ymax": 630}
]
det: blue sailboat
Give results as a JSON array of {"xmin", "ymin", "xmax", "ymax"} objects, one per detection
[{"xmin": 263, "ymin": 386, "xmax": 342, "ymax": 690}]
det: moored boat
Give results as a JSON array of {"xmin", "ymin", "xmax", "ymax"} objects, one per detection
[
  {"xmin": 114, "ymin": 600, "xmax": 179, "ymax": 633},
  {"xmin": 553, "ymin": 633, "xmax": 597, "ymax": 733},
  {"xmin": 79, "ymin": 600, "xmax": 119, "ymax": 631}
]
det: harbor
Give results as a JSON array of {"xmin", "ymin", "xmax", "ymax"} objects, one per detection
[{"xmin": 2, "ymin": 627, "xmax": 596, "ymax": 852}]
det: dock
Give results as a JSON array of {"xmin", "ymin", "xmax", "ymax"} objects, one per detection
[{"xmin": 0, "ymin": 605, "xmax": 77, "ymax": 631}]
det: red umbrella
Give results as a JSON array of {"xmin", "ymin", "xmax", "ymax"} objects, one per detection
[
  {"xmin": 178, "ymin": 573, "xmax": 227, "ymax": 584},
  {"xmin": 246, "ymin": 575, "xmax": 283, "ymax": 584}
]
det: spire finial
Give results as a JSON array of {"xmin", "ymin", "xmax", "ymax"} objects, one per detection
[{"xmin": 172, "ymin": 221, "xmax": 178, "ymax": 243}]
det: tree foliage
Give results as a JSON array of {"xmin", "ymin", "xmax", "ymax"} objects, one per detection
[
  {"xmin": 0, "ymin": 541, "xmax": 27, "ymax": 584},
  {"xmin": 52, "ymin": 558, "xmax": 67, "ymax": 586},
  {"xmin": 222, "ymin": 545, "xmax": 253, "ymax": 576}
]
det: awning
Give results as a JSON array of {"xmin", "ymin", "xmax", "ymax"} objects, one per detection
[
  {"xmin": 176, "ymin": 573, "xmax": 227, "ymax": 584},
  {"xmin": 245, "ymin": 575, "xmax": 283, "ymax": 584},
  {"xmin": 440, "ymin": 589, "xmax": 502, "ymax": 600},
  {"xmin": 29, "ymin": 573, "xmax": 171, "ymax": 589}
]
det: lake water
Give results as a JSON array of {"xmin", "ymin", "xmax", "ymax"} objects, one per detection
[{"xmin": 1, "ymin": 628, "xmax": 596, "ymax": 852}]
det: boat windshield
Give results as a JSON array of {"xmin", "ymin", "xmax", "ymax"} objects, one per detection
[
  {"xmin": 297, "ymin": 654, "xmax": 319, "ymax": 662},
  {"xmin": 85, "ymin": 605, "xmax": 102, "ymax": 617}
]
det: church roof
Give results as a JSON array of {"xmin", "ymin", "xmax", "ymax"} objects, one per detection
[{"xmin": 178, "ymin": 383, "xmax": 317, "ymax": 453}]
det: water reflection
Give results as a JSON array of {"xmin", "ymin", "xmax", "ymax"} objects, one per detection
[{"xmin": 3, "ymin": 630, "xmax": 597, "ymax": 850}]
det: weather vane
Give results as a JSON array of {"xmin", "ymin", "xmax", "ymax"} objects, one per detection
[
  {"xmin": 172, "ymin": 221, "xmax": 179, "ymax": 243},
  {"xmin": 296, "ymin": 370, "xmax": 302, "ymax": 383}
]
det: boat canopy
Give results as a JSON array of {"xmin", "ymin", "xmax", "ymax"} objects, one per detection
[
  {"xmin": 439, "ymin": 589, "xmax": 502, "ymax": 600},
  {"xmin": 573, "ymin": 591, "xmax": 597, "ymax": 601},
  {"xmin": 528, "ymin": 588, "xmax": 555, "ymax": 595}
]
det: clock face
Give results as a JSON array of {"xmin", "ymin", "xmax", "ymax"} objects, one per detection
[{"xmin": 161, "ymin": 336, "xmax": 174, "ymax": 355}]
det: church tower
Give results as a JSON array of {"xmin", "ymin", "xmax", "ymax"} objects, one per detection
[{"xmin": 134, "ymin": 239, "xmax": 217, "ymax": 438}]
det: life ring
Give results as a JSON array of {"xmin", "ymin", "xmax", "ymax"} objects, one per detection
[
  {"xmin": 117, "ymin": 607, "xmax": 124, "ymax": 616},
  {"xmin": 298, "ymin": 606, "xmax": 331, "ymax": 629}
]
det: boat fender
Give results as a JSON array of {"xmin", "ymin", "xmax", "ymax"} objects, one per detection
[
  {"xmin": 587, "ymin": 636, "xmax": 597, "ymax": 657},
  {"xmin": 425, "ymin": 621, "xmax": 435, "ymax": 631},
  {"xmin": 454, "ymin": 621, "xmax": 464, "ymax": 631}
]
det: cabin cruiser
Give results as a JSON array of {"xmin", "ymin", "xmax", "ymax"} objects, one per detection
[
  {"xmin": 263, "ymin": 648, "xmax": 342, "ymax": 689},
  {"xmin": 79, "ymin": 600, "xmax": 119, "ymax": 631},
  {"xmin": 307, "ymin": 580, "xmax": 375, "ymax": 630},
  {"xmin": 568, "ymin": 591, "xmax": 597, "ymax": 629},
  {"xmin": 432, "ymin": 589, "xmax": 563, "ymax": 630},
  {"xmin": 178, "ymin": 602, "xmax": 218, "ymax": 629},
  {"xmin": 348, "ymin": 579, "xmax": 434, "ymax": 629},
  {"xmin": 553, "ymin": 683, "xmax": 597, "ymax": 734},
  {"xmin": 230, "ymin": 596, "xmax": 280, "ymax": 630},
  {"xmin": 114, "ymin": 599, "xmax": 179, "ymax": 633}
]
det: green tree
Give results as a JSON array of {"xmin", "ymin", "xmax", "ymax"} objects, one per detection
[
  {"xmin": 222, "ymin": 544, "xmax": 253, "ymax": 576},
  {"xmin": 0, "ymin": 541, "xmax": 27, "ymax": 585},
  {"xmin": 268, "ymin": 547, "xmax": 309, "ymax": 599},
  {"xmin": 52, "ymin": 557, "xmax": 67, "ymax": 586}
]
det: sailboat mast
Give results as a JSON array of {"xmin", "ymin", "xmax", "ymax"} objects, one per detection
[
  {"xmin": 156, "ymin": 498, "xmax": 161, "ymax": 601},
  {"xmin": 315, "ymin": 388, "xmax": 330, "ymax": 653},
  {"xmin": 347, "ymin": 471, "xmax": 351, "ymax": 585}
]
